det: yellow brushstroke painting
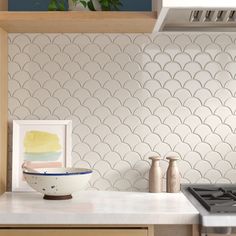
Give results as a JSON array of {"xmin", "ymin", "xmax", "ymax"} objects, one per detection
[{"xmin": 24, "ymin": 131, "xmax": 62, "ymax": 161}]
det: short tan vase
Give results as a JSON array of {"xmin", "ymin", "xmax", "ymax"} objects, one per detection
[
  {"xmin": 149, "ymin": 156, "xmax": 162, "ymax": 193},
  {"xmin": 166, "ymin": 156, "xmax": 180, "ymax": 193}
]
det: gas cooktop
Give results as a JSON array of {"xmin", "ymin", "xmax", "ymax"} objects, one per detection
[
  {"xmin": 182, "ymin": 184, "xmax": 236, "ymax": 234},
  {"xmin": 188, "ymin": 186, "xmax": 236, "ymax": 213}
]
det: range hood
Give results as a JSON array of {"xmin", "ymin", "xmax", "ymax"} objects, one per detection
[{"xmin": 153, "ymin": 0, "xmax": 236, "ymax": 32}]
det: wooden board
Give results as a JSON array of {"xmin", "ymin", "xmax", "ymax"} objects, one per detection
[
  {"xmin": 0, "ymin": 229, "xmax": 148, "ymax": 236},
  {"xmin": 0, "ymin": 11, "xmax": 157, "ymax": 33},
  {"xmin": 192, "ymin": 225, "xmax": 200, "ymax": 236},
  {"xmin": 0, "ymin": 27, "xmax": 8, "ymax": 195},
  {"xmin": 0, "ymin": 0, "xmax": 7, "ymax": 11}
]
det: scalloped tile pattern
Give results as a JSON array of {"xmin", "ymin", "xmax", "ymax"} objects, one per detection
[{"xmin": 8, "ymin": 33, "xmax": 236, "ymax": 191}]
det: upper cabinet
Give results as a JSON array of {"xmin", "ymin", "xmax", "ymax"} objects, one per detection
[{"xmin": 0, "ymin": 0, "xmax": 156, "ymax": 33}]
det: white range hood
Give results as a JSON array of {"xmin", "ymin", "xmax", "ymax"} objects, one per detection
[{"xmin": 153, "ymin": 0, "xmax": 236, "ymax": 32}]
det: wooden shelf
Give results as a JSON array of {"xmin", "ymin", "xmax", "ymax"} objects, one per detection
[{"xmin": 0, "ymin": 11, "xmax": 157, "ymax": 33}]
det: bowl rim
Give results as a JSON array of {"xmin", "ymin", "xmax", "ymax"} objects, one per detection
[{"xmin": 23, "ymin": 167, "xmax": 93, "ymax": 176}]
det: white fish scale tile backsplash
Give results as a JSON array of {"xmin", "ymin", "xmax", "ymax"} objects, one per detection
[{"xmin": 8, "ymin": 33, "xmax": 236, "ymax": 191}]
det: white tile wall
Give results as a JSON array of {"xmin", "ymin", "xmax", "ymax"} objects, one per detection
[{"xmin": 8, "ymin": 33, "xmax": 236, "ymax": 191}]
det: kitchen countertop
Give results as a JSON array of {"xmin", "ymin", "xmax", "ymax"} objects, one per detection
[{"xmin": 0, "ymin": 191, "xmax": 199, "ymax": 225}]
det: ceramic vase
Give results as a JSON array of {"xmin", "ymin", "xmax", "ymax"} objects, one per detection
[
  {"xmin": 68, "ymin": 0, "xmax": 101, "ymax": 11},
  {"xmin": 166, "ymin": 156, "xmax": 180, "ymax": 193},
  {"xmin": 149, "ymin": 156, "xmax": 162, "ymax": 193}
]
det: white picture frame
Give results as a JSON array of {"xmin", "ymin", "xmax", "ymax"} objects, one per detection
[{"xmin": 12, "ymin": 120, "xmax": 72, "ymax": 192}]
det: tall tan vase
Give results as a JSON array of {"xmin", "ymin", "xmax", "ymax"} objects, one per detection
[
  {"xmin": 149, "ymin": 156, "xmax": 162, "ymax": 193},
  {"xmin": 166, "ymin": 156, "xmax": 180, "ymax": 193}
]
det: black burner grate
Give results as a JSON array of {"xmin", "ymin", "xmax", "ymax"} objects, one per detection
[{"xmin": 188, "ymin": 186, "xmax": 236, "ymax": 213}]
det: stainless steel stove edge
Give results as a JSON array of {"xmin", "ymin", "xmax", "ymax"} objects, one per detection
[
  {"xmin": 201, "ymin": 226, "xmax": 236, "ymax": 235},
  {"xmin": 181, "ymin": 184, "xmax": 236, "ymax": 235}
]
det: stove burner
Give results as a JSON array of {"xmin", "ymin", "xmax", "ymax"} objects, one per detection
[{"xmin": 188, "ymin": 186, "xmax": 236, "ymax": 213}]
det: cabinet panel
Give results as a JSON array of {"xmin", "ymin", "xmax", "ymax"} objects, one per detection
[
  {"xmin": 0, "ymin": 27, "xmax": 8, "ymax": 195},
  {"xmin": 0, "ymin": 0, "xmax": 7, "ymax": 10},
  {"xmin": 0, "ymin": 229, "xmax": 148, "ymax": 236},
  {"xmin": 155, "ymin": 225, "xmax": 194, "ymax": 236}
]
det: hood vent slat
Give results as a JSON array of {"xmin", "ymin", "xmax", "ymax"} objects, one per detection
[
  {"xmin": 228, "ymin": 11, "xmax": 236, "ymax": 21},
  {"xmin": 216, "ymin": 10, "xmax": 227, "ymax": 21},
  {"xmin": 190, "ymin": 10, "xmax": 203, "ymax": 22},
  {"xmin": 205, "ymin": 10, "xmax": 214, "ymax": 22}
]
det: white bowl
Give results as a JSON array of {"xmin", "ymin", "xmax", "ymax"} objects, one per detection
[{"xmin": 23, "ymin": 168, "xmax": 92, "ymax": 200}]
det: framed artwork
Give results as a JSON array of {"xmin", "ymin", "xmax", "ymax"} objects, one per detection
[{"xmin": 12, "ymin": 120, "xmax": 72, "ymax": 192}]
